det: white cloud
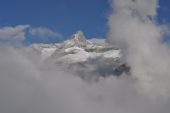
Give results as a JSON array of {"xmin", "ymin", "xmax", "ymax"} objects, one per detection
[
  {"xmin": 108, "ymin": 0, "xmax": 170, "ymax": 97},
  {"xmin": 0, "ymin": 25, "xmax": 63, "ymax": 43},
  {"xmin": 30, "ymin": 27, "xmax": 63, "ymax": 38},
  {"xmin": 0, "ymin": 46, "xmax": 169, "ymax": 113},
  {"xmin": 0, "ymin": 25, "xmax": 30, "ymax": 41},
  {"xmin": 111, "ymin": 0, "xmax": 158, "ymax": 18}
]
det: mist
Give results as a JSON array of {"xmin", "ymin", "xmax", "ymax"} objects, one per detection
[{"xmin": 0, "ymin": 0, "xmax": 170, "ymax": 113}]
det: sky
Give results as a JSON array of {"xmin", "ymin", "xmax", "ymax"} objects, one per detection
[
  {"xmin": 0, "ymin": 0, "xmax": 169, "ymax": 44},
  {"xmin": 158, "ymin": 0, "xmax": 170, "ymax": 24}
]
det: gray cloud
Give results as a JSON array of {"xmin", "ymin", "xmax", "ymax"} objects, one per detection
[
  {"xmin": 0, "ymin": 25, "xmax": 63, "ymax": 43},
  {"xmin": 0, "ymin": 25, "xmax": 30, "ymax": 42},
  {"xmin": 1, "ymin": 46, "xmax": 170, "ymax": 113},
  {"xmin": 108, "ymin": 0, "xmax": 170, "ymax": 97},
  {"xmin": 1, "ymin": 24, "xmax": 170, "ymax": 113}
]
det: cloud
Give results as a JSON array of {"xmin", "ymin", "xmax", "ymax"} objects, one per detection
[
  {"xmin": 111, "ymin": 0, "xmax": 158, "ymax": 18},
  {"xmin": 0, "ymin": 45, "xmax": 169, "ymax": 111},
  {"xmin": 0, "ymin": 45, "xmax": 170, "ymax": 113},
  {"xmin": 0, "ymin": 25, "xmax": 63, "ymax": 44},
  {"xmin": 0, "ymin": 25, "xmax": 30, "ymax": 42},
  {"xmin": 30, "ymin": 27, "xmax": 63, "ymax": 38},
  {"xmin": 108, "ymin": 0, "xmax": 170, "ymax": 97}
]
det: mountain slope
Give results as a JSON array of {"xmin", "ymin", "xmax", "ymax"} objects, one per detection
[{"xmin": 30, "ymin": 31, "xmax": 130, "ymax": 79}]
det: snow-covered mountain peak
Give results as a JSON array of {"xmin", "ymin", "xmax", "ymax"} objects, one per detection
[
  {"xmin": 29, "ymin": 31, "xmax": 130, "ymax": 77},
  {"xmin": 62, "ymin": 31, "xmax": 93, "ymax": 48},
  {"xmin": 72, "ymin": 30, "xmax": 86, "ymax": 43},
  {"xmin": 30, "ymin": 31, "xmax": 121, "ymax": 60}
]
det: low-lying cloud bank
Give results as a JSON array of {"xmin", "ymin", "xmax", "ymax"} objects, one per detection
[
  {"xmin": 0, "ymin": 45, "xmax": 170, "ymax": 113},
  {"xmin": 0, "ymin": 0, "xmax": 170, "ymax": 113}
]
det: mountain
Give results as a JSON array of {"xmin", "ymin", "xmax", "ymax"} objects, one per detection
[{"xmin": 30, "ymin": 31, "xmax": 130, "ymax": 80}]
